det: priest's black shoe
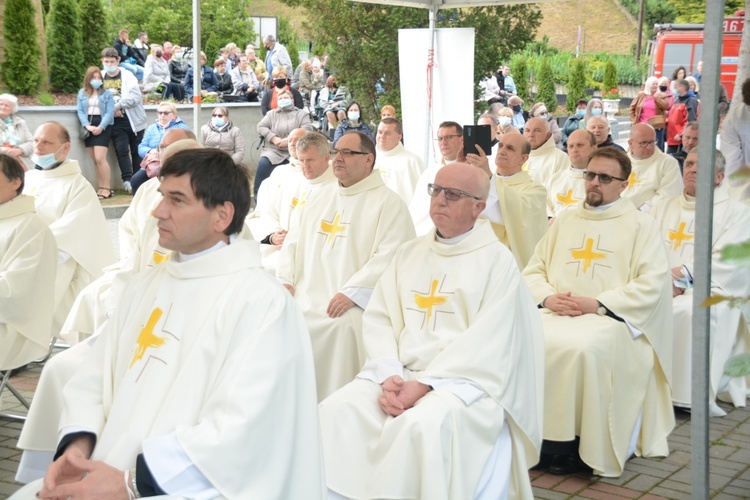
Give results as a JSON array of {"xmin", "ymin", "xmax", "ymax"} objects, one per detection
[
  {"xmin": 531, "ymin": 452, "xmax": 553, "ymax": 471},
  {"xmin": 547, "ymin": 453, "xmax": 591, "ymax": 475}
]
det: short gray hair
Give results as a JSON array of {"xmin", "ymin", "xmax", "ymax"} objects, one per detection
[
  {"xmin": 715, "ymin": 149, "xmax": 726, "ymax": 174},
  {"xmin": 263, "ymin": 34, "xmax": 276, "ymax": 43},
  {"xmin": 0, "ymin": 94, "xmax": 19, "ymax": 114},
  {"xmin": 297, "ymin": 131, "xmax": 330, "ymax": 157},
  {"xmin": 478, "ymin": 113, "xmax": 499, "ymax": 126}
]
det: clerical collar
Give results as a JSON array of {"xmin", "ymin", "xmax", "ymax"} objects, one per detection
[
  {"xmin": 584, "ymin": 198, "xmax": 621, "ymax": 212},
  {"xmin": 436, "ymin": 226, "xmax": 474, "ymax": 245},
  {"xmin": 35, "ymin": 161, "xmax": 63, "ymax": 171},
  {"xmin": 495, "ymin": 170, "xmax": 522, "ymax": 180},
  {"xmin": 174, "ymin": 234, "xmax": 237, "ymax": 262},
  {"xmin": 442, "ymin": 158, "xmax": 458, "ymax": 166},
  {"xmin": 0, "ymin": 194, "xmax": 20, "ymax": 206}
]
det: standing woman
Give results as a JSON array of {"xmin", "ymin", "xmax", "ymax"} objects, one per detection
[
  {"xmin": 77, "ymin": 66, "xmax": 115, "ymax": 198},
  {"xmin": 201, "ymin": 107, "xmax": 246, "ymax": 166},
  {"xmin": 629, "ymin": 76, "xmax": 669, "ymax": 149},
  {"xmin": 0, "ymin": 94, "xmax": 34, "ymax": 167}
]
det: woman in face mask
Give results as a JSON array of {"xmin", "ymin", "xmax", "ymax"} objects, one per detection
[
  {"xmin": 201, "ymin": 107, "xmax": 245, "ymax": 166},
  {"xmin": 261, "ymin": 67, "xmax": 305, "ymax": 116},
  {"xmin": 76, "ymin": 66, "xmax": 116, "ymax": 198},
  {"xmin": 529, "ymin": 102, "xmax": 562, "ymax": 147},
  {"xmin": 332, "ymin": 102, "xmax": 374, "ymax": 147},
  {"xmin": 629, "ymin": 76, "xmax": 670, "ymax": 150},
  {"xmin": 143, "ymin": 44, "xmax": 185, "ymax": 102},
  {"xmin": 494, "ymin": 107, "xmax": 515, "ymax": 136},
  {"xmin": 561, "ymin": 98, "xmax": 588, "ymax": 152},
  {"xmin": 255, "ymin": 89, "xmax": 313, "ymax": 200},
  {"xmin": 583, "ymin": 98, "xmax": 604, "ymax": 129}
]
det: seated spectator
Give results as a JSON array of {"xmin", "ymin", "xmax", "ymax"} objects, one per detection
[
  {"xmin": 507, "ymin": 95, "xmax": 527, "ymax": 131},
  {"xmin": 529, "ymin": 102, "xmax": 562, "ymax": 146},
  {"xmin": 291, "ymin": 60, "xmax": 304, "ymax": 89},
  {"xmin": 201, "ymin": 106, "xmax": 245, "ymax": 166},
  {"xmin": 502, "ymin": 64, "xmax": 516, "ymax": 95},
  {"xmin": 561, "ymin": 98, "xmax": 587, "ymax": 151},
  {"xmin": 168, "ymin": 46, "xmax": 189, "ymax": 94},
  {"xmin": 299, "ymin": 60, "xmax": 323, "ymax": 99},
  {"xmin": 184, "ymin": 51, "xmax": 219, "ymax": 101},
  {"xmin": 318, "ymin": 75, "xmax": 349, "ymax": 127},
  {"xmin": 496, "ymin": 106, "xmax": 516, "ymax": 136},
  {"xmin": 225, "ymin": 42, "xmax": 239, "ymax": 69},
  {"xmin": 587, "ymin": 115, "xmax": 624, "ymax": 150},
  {"xmin": 132, "ymin": 32, "xmax": 148, "ymax": 67},
  {"xmin": 113, "ymin": 28, "xmax": 143, "ymax": 80},
  {"xmin": 380, "ymin": 104, "xmax": 396, "ymax": 119},
  {"xmin": 333, "ymin": 102, "xmax": 373, "ymax": 146},
  {"xmin": 143, "ymin": 44, "xmax": 185, "ymax": 102},
  {"xmin": 218, "ymin": 47, "xmax": 233, "ymax": 72},
  {"xmin": 261, "ymin": 67, "xmax": 304, "ymax": 115},
  {"xmin": 246, "ymin": 48, "xmax": 268, "ymax": 83},
  {"xmin": 131, "ymin": 102, "xmax": 190, "ymax": 194},
  {"xmin": 213, "ymin": 59, "xmax": 233, "ymax": 95},
  {"xmin": 0, "ymin": 93, "xmax": 34, "ymax": 168},
  {"xmin": 230, "ymin": 55, "xmax": 259, "ymax": 102},
  {"xmin": 162, "ymin": 41, "xmax": 173, "ymax": 61},
  {"xmin": 480, "ymin": 70, "xmax": 503, "ymax": 105}
]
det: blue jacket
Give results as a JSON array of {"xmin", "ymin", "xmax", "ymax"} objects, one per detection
[
  {"xmin": 138, "ymin": 117, "xmax": 190, "ymax": 158},
  {"xmin": 332, "ymin": 119, "xmax": 374, "ymax": 147},
  {"xmin": 184, "ymin": 65, "xmax": 218, "ymax": 98},
  {"xmin": 76, "ymin": 88, "xmax": 115, "ymax": 130}
]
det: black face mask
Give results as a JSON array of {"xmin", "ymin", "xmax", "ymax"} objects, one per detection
[
  {"xmin": 659, "ymin": 85, "xmax": 668, "ymax": 92},
  {"xmin": 274, "ymin": 79, "xmax": 287, "ymax": 89},
  {"xmin": 155, "ymin": 50, "xmax": 163, "ymax": 58},
  {"xmin": 512, "ymin": 105, "xmax": 522, "ymax": 114}
]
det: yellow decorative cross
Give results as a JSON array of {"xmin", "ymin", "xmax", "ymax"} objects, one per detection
[
  {"xmin": 571, "ymin": 238, "xmax": 607, "ymax": 273},
  {"xmin": 130, "ymin": 308, "xmax": 166, "ymax": 368},
  {"xmin": 627, "ymin": 172, "xmax": 642, "ymax": 190},
  {"xmin": 556, "ymin": 189, "xmax": 581, "ymax": 207},
  {"xmin": 668, "ymin": 221, "xmax": 694, "ymax": 251},
  {"xmin": 291, "ymin": 195, "xmax": 307, "ymax": 209},
  {"xmin": 152, "ymin": 251, "xmax": 169, "ymax": 265},
  {"xmin": 320, "ymin": 213, "xmax": 347, "ymax": 245},
  {"xmin": 414, "ymin": 279, "xmax": 449, "ymax": 327}
]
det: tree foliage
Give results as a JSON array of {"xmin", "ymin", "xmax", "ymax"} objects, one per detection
[
  {"xmin": 79, "ymin": 0, "xmax": 109, "ymax": 69},
  {"xmin": 511, "ymin": 57, "xmax": 530, "ymax": 103},
  {"xmin": 47, "ymin": 0, "xmax": 85, "ymax": 92},
  {"xmin": 536, "ymin": 58, "xmax": 557, "ymax": 113},
  {"xmin": 603, "ymin": 60, "xmax": 618, "ymax": 93},
  {"xmin": 566, "ymin": 58, "xmax": 587, "ymax": 113},
  {"xmin": 278, "ymin": 15, "xmax": 300, "ymax": 72},
  {"xmin": 1, "ymin": 0, "xmax": 43, "ymax": 94}
]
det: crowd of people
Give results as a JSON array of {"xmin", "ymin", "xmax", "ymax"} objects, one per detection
[{"xmin": 2, "ymin": 37, "xmax": 750, "ymax": 497}]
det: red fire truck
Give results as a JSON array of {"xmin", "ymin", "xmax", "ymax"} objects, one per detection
[{"xmin": 649, "ymin": 15, "xmax": 744, "ymax": 99}]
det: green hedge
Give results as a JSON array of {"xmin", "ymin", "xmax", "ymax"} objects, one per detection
[{"xmin": 1, "ymin": 0, "xmax": 43, "ymax": 94}]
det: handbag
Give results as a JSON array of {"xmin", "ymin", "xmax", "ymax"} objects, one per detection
[
  {"xmin": 648, "ymin": 114, "xmax": 666, "ymax": 130},
  {"xmin": 80, "ymin": 113, "xmax": 92, "ymax": 140}
]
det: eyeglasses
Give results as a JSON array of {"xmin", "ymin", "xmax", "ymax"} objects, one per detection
[
  {"xmin": 330, "ymin": 148, "xmax": 370, "ymax": 158},
  {"xmin": 157, "ymin": 111, "xmax": 172, "ymax": 116},
  {"xmin": 427, "ymin": 183, "xmax": 480, "ymax": 201},
  {"xmin": 583, "ymin": 171, "xmax": 627, "ymax": 184},
  {"xmin": 635, "ymin": 140, "xmax": 656, "ymax": 147},
  {"xmin": 436, "ymin": 134, "xmax": 461, "ymax": 143}
]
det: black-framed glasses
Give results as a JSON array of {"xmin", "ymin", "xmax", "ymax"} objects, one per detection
[
  {"xmin": 436, "ymin": 134, "xmax": 461, "ymax": 143},
  {"xmin": 157, "ymin": 111, "xmax": 172, "ymax": 116},
  {"xmin": 427, "ymin": 183, "xmax": 481, "ymax": 201},
  {"xmin": 583, "ymin": 171, "xmax": 627, "ymax": 184},
  {"xmin": 331, "ymin": 148, "xmax": 370, "ymax": 158}
]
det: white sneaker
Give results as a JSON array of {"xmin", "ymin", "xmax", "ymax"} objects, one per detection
[{"xmin": 123, "ymin": 181, "xmax": 132, "ymax": 194}]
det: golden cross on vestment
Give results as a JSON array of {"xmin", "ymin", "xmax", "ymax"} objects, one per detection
[
  {"xmin": 319, "ymin": 213, "xmax": 347, "ymax": 246},
  {"xmin": 668, "ymin": 221, "xmax": 694, "ymax": 251},
  {"xmin": 130, "ymin": 308, "xmax": 166, "ymax": 368},
  {"xmin": 152, "ymin": 251, "xmax": 169, "ymax": 265},
  {"xmin": 556, "ymin": 189, "xmax": 581, "ymax": 206},
  {"xmin": 571, "ymin": 238, "xmax": 607, "ymax": 273},
  {"xmin": 627, "ymin": 172, "xmax": 642, "ymax": 190},
  {"xmin": 414, "ymin": 279, "xmax": 449, "ymax": 327},
  {"xmin": 291, "ymin": 195, "xmax": 307, "ymax": 209}
]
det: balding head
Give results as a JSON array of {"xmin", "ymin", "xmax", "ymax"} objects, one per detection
[
  {"xmin": 161, "ymin": 128, "xmax": 196, "ymax": 150},
  {"xmin": 288, "ymin": 128, "xmax": 308, "ymax": 159},
  {"xmin": 628, "ymin": 123, "xmax": 656, "ymax": 160},
  {"xmin": 429, "ymin": 163, "xmax": 488, "ymax": 238},
  {"xmin": 682, "ymin": 149, "xmax": 725, "ymax": 198},
  {"xmin": 682, "ymin": 122, "xmax": 698, "ymax": 152},
  {"xmin": 524, "ymin": 117, "xmax": 550, "ymax": 150},
  {"xmin": 495, "ymin": 132, "xmax": 530, "ymax": 176},
  {"xmin": 586, "ymin": 115, "xmax": 610, "ymax": 145},
  {"xmin": 566, "ymin": 130, "xmax": 597, "ymax": 170},
  {"xmin": 33, "ymin": 122, "xmax": 72, "ymax": 166},
  {"xmin": 162, "ymin": 139, "xmax": 203, "ymax": 161}
]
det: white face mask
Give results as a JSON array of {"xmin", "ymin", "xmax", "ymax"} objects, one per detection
[
  {"xmin": 348, "ymin": 111, "xmax": 360, "ymax": 122},
  {"xmin": 278, "ymin": 98, "xmax": 293, "ymax": 109},
  {"xmin": 32, "ymin": 145, "xmax": 64, "ymax": 169},
  {"xmin": 499, "ymin": 116, "xmax": 512, "ymax": 127}
]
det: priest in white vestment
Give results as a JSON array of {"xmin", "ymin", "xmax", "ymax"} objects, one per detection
[
  {"xmin": 0, "ymin": 155, "xmax": 57, "ymax": 374},
  {"xmin": 524, "ymin": 117, "xmax": 569, "ymax": 185},
  {"xmin": 374, "ymin": 117, "xmax": 426, "ymax": 205},
  {"xmin": 277, "ymin": 131, "xmax": 415, "ymax": 401},
  {"xmin": 25, "ymin": 149, "xmax": 324, "ymax": 500},
  {"xmin": 409, "ymin": 121, "xmax": 463, "ymax": 235},
  {"xmin": 545, "ymin": 130, "xmax": 598, "ymax": 218},
  {"xmin": 523, "ymin": 147, "xmax": 674, "ymax": 477},
  {"xmin": 319, "ymin": 164, "xmax": 544, "ymax": 500},
  {"xmin": 255, "ymin": 131, "xmax": 335, "ymax": 272},
  {"xmin": 465, "ymin": 132, "xmax": 547, "ymax": 268},
  {"xmin": 23, "ymin": 122, "xmax": 116, "ymax": 336},
  {"xmin": 623, "ymin": 123, "xmax": 683, "ymax": 213},
  {"xmin": 652, "ymin": 149, "xmax": 750, "ymax": 416}
]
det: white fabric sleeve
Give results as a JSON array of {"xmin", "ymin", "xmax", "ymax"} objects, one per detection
[
  {"xmin": 480, "ymin": 177, "xmax": 504, "ymax": 224},
  {"xmin": 141, "ymin": 432, "xmax": 221, "ymax": 499},
  {"xmin": 341, "ymin": 286, "xmax": 373, "ymax": 310},
  {"xmin": 357, "ymin": 358, "xmax": 403, "ymax": 384},
  {"xmin": 418, "ymin": 377, "xmax": 486, "ymax": 405},
  {"xmin": 58, "ymin": 249, "xmax": 71, "ymax": 264}
]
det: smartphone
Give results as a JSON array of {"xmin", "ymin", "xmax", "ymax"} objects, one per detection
[{"xmin": 463, "ymin": 125, "xmax": 492, "ymax": 157}]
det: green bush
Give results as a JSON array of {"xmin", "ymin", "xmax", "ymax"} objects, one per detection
[
  {"xmin": 38, "ymin": 92, "xmax": 55, "ymax": 105},
  {"xmin": 1, "ymin": 0, "xmax": 43, "ymax": 94},
  {"xmin": 79, "ymin": 0, "xmax": 109, "ymax": 70},
  {"xmin": 278, "ymin": 15, "xmax": 300, "ymax": 72},
  {"xmin": 511, "ymin": 57, "xmax": 530, "ymax": 103},
  {"xmin": 47, "ymin": 0, "xmax": 85, "ymax": 93},
  {"xmin": 536, "ymin": 57, "xmax": 557, "ymax": 112},
  {"xmin": 602, "ymin": 60, "xmax": 618, "ymax": 95},
  {"xmin": 566, "ymin": 58, "xmax": 586, "ymax": 113}
]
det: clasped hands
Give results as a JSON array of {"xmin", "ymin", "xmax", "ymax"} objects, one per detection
[
  {"xmin": 379, "ymin": 375, "xmax": 431, "ymax": 417},
  {"xmin": 543, "ymin": 292, "xmax": 598, "ymax": 316}
]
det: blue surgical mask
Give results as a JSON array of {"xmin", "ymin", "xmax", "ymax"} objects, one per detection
[
  {"xmin": 103, "ymin": 65, "xmax": 118, "ymax": 74},
  {"xmin": 278, "ymin": 98, "xmax": 292, "ymax": 109},
  {"xmin": 499, "ymin": 116, "xmax": 512, "ymax": 127},
  {"xmin": 540, "ymin": 114, "xmax": 549, "ymax": 120},
  {"xmin": 176, "ymin": 53, "xmax": 184, "ymax": 61},
  {"xmin": 212, "ymin": 117, "xmax": 225, "ymax": 128},
  {"xmin": 348, "ymin": 111, "xmax": 360, "ymax": 122},
  {"xmin": 32, "ymin": 145, "xmax": 63, "ymax": 170},
  {"xmin": 91, "ymin": 80, "xmax": 103, "ymax": 89},
  {"xmin": 592, "ymin": 108, "xmax": 602, "ymax": 116},
  {"xmin": 576, "ymin": 109, "xmax": 585, "ymax": 118}
]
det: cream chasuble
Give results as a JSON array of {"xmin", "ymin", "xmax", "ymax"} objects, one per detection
[
  {"xmin": 58, "ymin": 239, "xmax": 325, "ymax": 498},
  {"xmin": 652, "ymin": 184, "xmax": 750, "ymax": 416},
  {"xmin": 0, "ymin": 195, "xmax": 57, "ymax": 370},
  {"xmin": 523, "ymin": 200, "xmax": 674, "ymax": 477},
  {"xmin": 277, "ymin": 170, "xmax": 415, "ymax": 400},
  {"xmin": 375, "ymin": 142, "xmax": 426, "ymax": 205},
  {"xmin": 622, "ymin": 151, "xmax": 682, "ymax": 211},
  {"xmin": 545, "ymin": 167, "xmax": 586, "ymax": 218},
  {"xmin": 246, "ymin": 160, "xmax": 299, "ymax": 240},
  {"xmin": 319, "ymin": 220, "xmax": 544, "ymax": 500},
  {"xmin": 526, "ymin": 135, "xmax": 568, "ymax": 185},
  {"xmin": 23, "ymin": 160, "xmax": 116, "ymax": 334},
  {"xmin": 484, "ymin": 171, "xmax": 548, "ymax": 269}
]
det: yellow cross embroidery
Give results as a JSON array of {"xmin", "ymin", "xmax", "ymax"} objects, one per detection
[
  {"xmin": 627, "ymin": 172, "xmax": 642, "ymax": 190},
  {"xmin": 668, "ymin": 221, "xmax": 694, "ymax": 251},
  {"xmin": 556, "ymin": 189, "xmax": 581, "ymax": 206},
  {"xmin": 291, "ymin": 196, "xmax": 307, "ymax": 209},
  {"xmin": 571, "ymin": 238, "xmax": 607, "ymax": 273},
  {"xmin": 130, "ymin": 308, "xmax": 166, "ymax": 368},
  {"xmin": 320, "ymin": 213, "xmax": 347, "ymax": 245},
  {"xmin": 414, "ymin": 279, "xmax": 449, "ymax": 327},
  {"xmin": 152, "ymin": 251, "xmax": 169, "ymax": 265}
]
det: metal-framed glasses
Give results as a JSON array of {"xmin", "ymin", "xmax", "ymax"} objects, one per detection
[
  {"xmin": 436, "ymin": 134, "xmax": 461, "ymax": 143},
  {"xmin": 330, "ymin": 148, "xmax": 370, "ymax": 158},
  {"xmin": 582, "ymin": 171, "xmax": 627, "ymax": 184},
  {"xmin": 427, "ymin": 183, "xmax": 481, "ymax": 201}
]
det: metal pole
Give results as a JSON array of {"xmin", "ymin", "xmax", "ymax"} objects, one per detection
[
  {"xmin": 423, "ymin": 4, "xmax": 438, "ymax": 167},
  {"xmin": 691, "ymin": 1, "xmax": 724, "ymax": 498},
  {"xmin": 635, "ymin": 0, "xmax": 646, "ymax": 64},
  {"xmin": 192, "ymin": 0, "xmax": 202, "ymax": 132}
]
